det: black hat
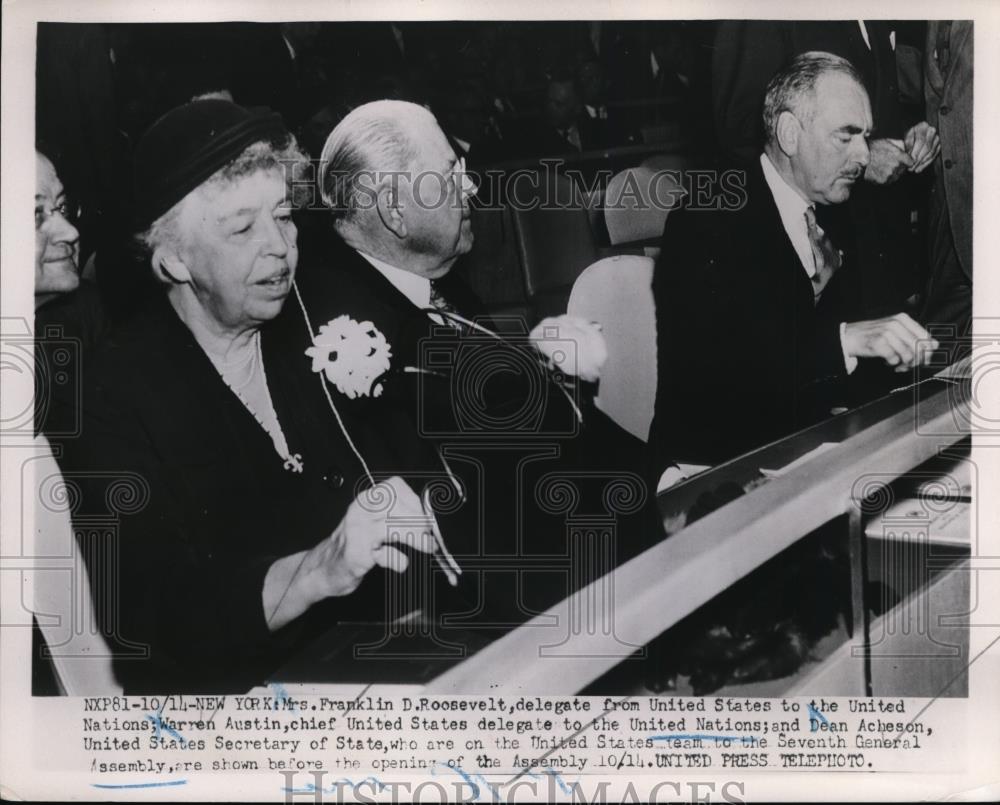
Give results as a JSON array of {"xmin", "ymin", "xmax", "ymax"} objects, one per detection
[{"xmin": 133, "ymin": 99, "xmax": 288, "ymax": 231}]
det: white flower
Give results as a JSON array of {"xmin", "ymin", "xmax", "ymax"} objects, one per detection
[
  {"xmin": 306, "ymin": 316, "xmax": 392, "ymax": 399},
  {"xmin": 529, "ymin": 315, "xmax": 608, "ymax": 383}
]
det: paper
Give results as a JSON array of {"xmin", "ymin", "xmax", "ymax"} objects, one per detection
[{"xmin": 865, "ymin": 497, "xmax": 971, "ymax": 546}]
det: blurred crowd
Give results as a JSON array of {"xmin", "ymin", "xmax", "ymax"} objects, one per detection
[{"xmin": 36, "ymin": 22, "xmax": 714, "ymax": 313}]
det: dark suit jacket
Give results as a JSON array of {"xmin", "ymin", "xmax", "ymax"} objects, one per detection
[
  {"xmin": 289, "ymin": 232, "xmax": 663, "ymax": 621},
  {"xmin": 649, "ymin": 160, "xmax": 868, "ymax": 468},
  {"xmin": 713, "ymin": 21, "xmax": 912, "ymax": 161},
  {"xmin": 35, "ymin": 281, "xmax": 108, "ymax": 439},
  {"xmin": 58, "ymin": 296, "xmax": 416, "ymax": 693},
  {"xmin": 712, "ymin": 20, "xmax": 923, "ymax": 308},
  {"xmin": 292, "ymin": 232, "xmax": 600, "ymax": 445},
  {"xmin": 925, "ymin": 21, "xmax": 973, "ymax": 282}
]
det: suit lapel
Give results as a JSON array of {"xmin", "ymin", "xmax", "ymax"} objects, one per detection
[
  {"xmin": 925, "ymin": 22, "xmax": 945, "ymax": 96},
  {"xmin": 743, "ymin": 160, "xmax": 816, "ymax": 308}
]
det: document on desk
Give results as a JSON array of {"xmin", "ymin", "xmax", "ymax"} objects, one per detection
[
  {"xmin": 906, "ymin": 458, "xmax": 974, "ymax": 502},
  {"xmin": 865, "ymin": 497, "xmax": 971, "ymax": 547},
  {"xmin": 935, "ymin": 352, "xmax": 974, "ymax": 380}
]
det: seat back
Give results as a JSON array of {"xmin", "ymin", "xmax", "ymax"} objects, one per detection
[
  {"xmin": 567, "ymin": 256, "xmax": 657, "ymax": 442},
  {"xmin": 640, "ymin": 121, "xmax": 682, "ymax": 145},
  {"xmin": 640, "ymin": 152, "xmax": 691, "ymax": 174},
  {"xmin": 27, "ymin": 436, "xmax": 122, "ymax": 694},
  {"xmin": 604, "ymin": 165, "xmax": 683, "ymax": 246},
  {"xmin": 459, "ymin": 204, "xmax": 530, "ymax": 322},
  {"xmin": 510, "ymin": 171, "xmax": 598, "ymax": 321}
]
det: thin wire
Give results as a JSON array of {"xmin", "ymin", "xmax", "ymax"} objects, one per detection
[{"xmin": 427, "ymin": 308, "xmax": 584, "ymax": 424}]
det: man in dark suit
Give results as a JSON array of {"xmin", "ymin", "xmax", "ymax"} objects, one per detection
[
  {"xmin": 290, "ymin": 99, "xmax": 660, "ymax": 629},
  {"xmin": 922, "ymin": 21, "xmax": 973, "ymax": 341},
  {"xmin": 712, "ymin": 21, "xmax": 941, "ymax": 313},
  {"xmin": 517, "ymin": 72, "xmax": 615, "ymax": 158},
  {"xmin": 649, "ymin": 52, "xmax": 938, "ymax": 470}
]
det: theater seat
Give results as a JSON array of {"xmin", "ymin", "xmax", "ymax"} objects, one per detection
[
  {"xmin": 459, "ymin": 205, "xmax": 530, "ymax": 322},
  {"xmin": 510, "ymin": 171, "xmax": 598, "ymax": 322},
  {"xmin": 604, "ymin": 166, "xmax": 684, "ymax": 248},
  {"xmin": 26, "ymin": 435, "xmax": 122, "ymax": 694},
  {"xmin": 567, "ymin": 256, "xmax": 657, "ymax": 442}
]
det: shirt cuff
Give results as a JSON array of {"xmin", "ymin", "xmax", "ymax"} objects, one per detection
[{"xmin": 840, "ymin": 322, "xmax": 858, "ymax": 375}]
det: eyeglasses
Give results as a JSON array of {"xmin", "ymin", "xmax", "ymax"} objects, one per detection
[
  {"xmin": 450, "ymin": 156, "xmax": 477, "ymax": 197},
  {"xmin": 35, "ymin": 200, "xmax": 80, "ymax": 231}
]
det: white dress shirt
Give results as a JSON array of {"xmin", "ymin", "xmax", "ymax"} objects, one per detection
[
  {"xmin": 357, "ymin": 250, "xmax": 446, "ymax": 324},
  {"xmin": 759, "ymin": 153, "xmax": 857, "ymax": 374},
  {"xmin": 760, "ymin": 153, "xmax": 816, "ymax": 278},
  {"xmin": 857, "ymin": 20, "xmax": 896, "ymax": 52}
]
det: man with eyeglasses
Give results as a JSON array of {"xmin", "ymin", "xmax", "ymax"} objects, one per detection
[
  {"xmin": 288, "ymin": 99, "xmax": 660, "ymax": 627},
  {"xmin": 34, "ymin": 149, "xmax": 107, "ymax": 438}
]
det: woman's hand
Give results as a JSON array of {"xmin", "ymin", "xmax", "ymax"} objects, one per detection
[{"xmin": 263, "ymin": 476, "xmax": 435, "ymax": 630}]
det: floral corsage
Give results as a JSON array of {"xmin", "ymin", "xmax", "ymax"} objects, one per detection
[{"xmin": 306, "ymin": 316, "xmax": 392, "ymax": 398}]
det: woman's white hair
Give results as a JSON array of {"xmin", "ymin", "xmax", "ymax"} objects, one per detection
[{"xmin": 138, "ymin": 136, "xmax": 308, "ymax": 255}]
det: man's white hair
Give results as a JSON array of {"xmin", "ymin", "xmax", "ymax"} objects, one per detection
[
  {"xmin": 319, "ymin": 100, "xmax": 438, "ymax": 225},
  {"xmin": 762, "ymin": 51, "xmax": 865, "ymax": 147}
]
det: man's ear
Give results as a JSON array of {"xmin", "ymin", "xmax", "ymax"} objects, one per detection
[
  {"xmin": 775, "ymin": 110, "xmax": 801, "ymax": 157},
  {"xmin": 151, "ymin": 245, "xmax": 192, "ymax": 285},
  {"xmin": 375, "ymin": 183, "xmax": 407, "ymax": 240}
]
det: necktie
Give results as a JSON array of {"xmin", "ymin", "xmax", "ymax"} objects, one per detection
[
  {"xmin": 804, "ymin": 207, "xmax": 842, "ymax": 304},
  {"xmin": 429, "ymin": 280, "xmax": 464, "ymax": 331}
]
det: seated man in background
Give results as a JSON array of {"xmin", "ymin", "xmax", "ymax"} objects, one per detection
[
  {"xmin": 649, "ymin": 51, "xmax": 937, "ymax": 471},
  {"xmin": 34, "ymin": 149, "xmax": 106, "ymax": 438},
  {"xmin": 287, "ymin": 99, "xmax": 660, "ymax": 626},
  {"xmin": 519, "ymin": 71, "xmax": 615, "ymax": 157}
]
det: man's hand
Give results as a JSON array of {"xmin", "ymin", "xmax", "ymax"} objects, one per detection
[
  {"xmin": 530, "ymin": 315, "xmax": 608, "ymax": 383},
  {"xmin": 903, "ymin": 121, "xmax": 941, "ymax": 174},
  {"xmin": 864, "ymin": 138, "xmax": 914, "ymax": 185},
  {"xmin": 842, "ymin": 313, "xmax": 939, "ymax": 371},
  {"xmin": 264, "ymin": 476, "xmax": 435, "ymax": 630}
]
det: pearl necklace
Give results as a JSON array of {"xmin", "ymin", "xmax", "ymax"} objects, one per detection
[{"xmin": 211, "ymin": 332, "xmax": 304, "ymax": 473}]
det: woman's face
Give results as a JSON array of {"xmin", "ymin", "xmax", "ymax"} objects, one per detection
[
  {"xmin": 35, "ymin": 153, "xmax": 81, "ymax": 298},
  {"xmin": 173, "ymin": 168, "xmax": 298, "ymax": 333}
]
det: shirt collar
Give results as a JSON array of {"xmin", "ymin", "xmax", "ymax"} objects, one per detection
[
  {"xmin": 356, "ymin": 250, "xmax": 431, "ymax": 311},
  {"xmin": 759, "ymin": 152, "xmax": 816, "ymax": 277},
  {"xmin": 760, "ymin": 152, "xmax": 811, "ymax": 217}
]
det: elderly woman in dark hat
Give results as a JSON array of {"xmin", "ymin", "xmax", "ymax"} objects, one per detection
[{"xmin": 60, "ymin": 100, "xmax": 436, "ymax": 693}]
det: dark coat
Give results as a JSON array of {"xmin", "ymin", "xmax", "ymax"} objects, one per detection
[
  {"xmin": 924, "ymin": 21, "xmax": 973, "ymax": 281},
  {"xmin": 289, "ymin": 232, "xmax": 662, "ymax": 622},
  {"xmin": 920, "ymin": 22, "xmax": 973, "ymax": 338},
  {"xmin": 58, "ymin": 295, "xmax": 415, "ymax": 693},
  {"xmin": 648, "ymin": 159, "xmax": 873, "ymax": 468},
  {"xmin": 713, "ymin": 20, "xmax": 913, "ymax": 161},
  {"xmin": 35, "ymin": 280, "xmax": 108, "ymax": 439},
  {"xmin": 712, "ymin": 20, "xmax": 925, "ymax": 306}
]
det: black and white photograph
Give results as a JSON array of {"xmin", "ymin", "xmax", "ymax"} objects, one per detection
[{"xmin": 2, "ymin": 0, "xmax": 998, "ymax": 801}]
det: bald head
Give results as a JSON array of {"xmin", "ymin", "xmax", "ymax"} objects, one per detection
[
  {"xmin": 319, "ymin": 100, "xmax": 438, "ymax": 226},
  {"xmin": 319, "ymin": 99, "xmax": 477, "ymax": 278}
]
